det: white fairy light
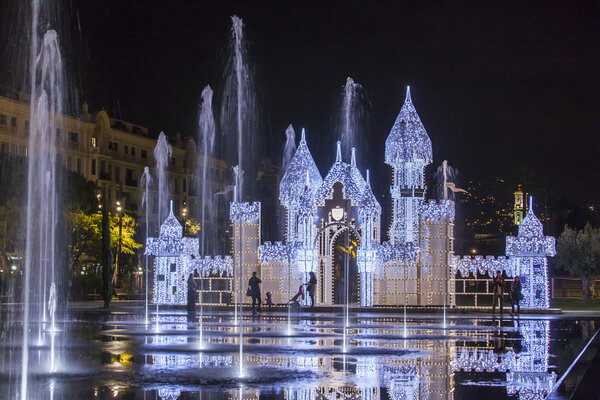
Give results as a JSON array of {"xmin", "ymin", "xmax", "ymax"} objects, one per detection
[{"xmin": 146, "ymin": 204, "xmax": 233, "ymax": 305}]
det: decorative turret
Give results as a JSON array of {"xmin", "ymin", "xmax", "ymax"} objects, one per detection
[
  {"xmin": 384, "ymin": 86, "xmax": 432, "ymax": 165},
  {"xmin": 385, "ymin": 86, "xmax": 432, "ymax": 245},
  {"xmin": 505, "ymin": 197, "xmax": 555, "ymax": 309},
  {"xmin": 279, "ymin": 129, "xmax": 323, "ymax": 243},
  {"xmin": 279, "ymin": 129, "xmax": 323, "ymax": 209}
]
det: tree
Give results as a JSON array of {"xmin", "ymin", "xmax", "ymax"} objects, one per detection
[
  {"xmin": 68, "ymin": 210, "xmax": 141, "ymax": 297},
  {"xmin": 555, "ymin": 223, "xmax": 600, "ymax": 301}
]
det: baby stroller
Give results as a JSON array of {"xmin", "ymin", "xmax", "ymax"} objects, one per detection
[
  {"xmin": 264, "ymin": 291, "xmax": 274, "ymax": 309},
  {"xmin": 289, "ymin": 285, "xmax": 304, "ymax": 313}
]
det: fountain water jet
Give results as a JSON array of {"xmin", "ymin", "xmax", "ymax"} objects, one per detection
[
  {"xmin": 153, "ymin": 132, "xmax": 172, "ymax": 333},
  {"xmin": 282, "ymin": 125, "xmax": 296, "ymax": 174},
  {"xmin": 140, "ymin": 167, "xmax": 152, "ymax": 325},
  {"xmin": 220, "ymin": 15, "xmax": 258, "ymax": 201},
  {"xmin": 339, "ymin": 77, "xmax": 368, "ymax": 162},
  {"xmin": 197, "ymin": 85, "xmax": 216, "ymax": 349},
  {"xmin": 21, "ymin": 22, "xmax": 65, "ymax": 399},
  {"xmin": 233, "ymin": 165, "xmax": 245, "ymax": 378}
]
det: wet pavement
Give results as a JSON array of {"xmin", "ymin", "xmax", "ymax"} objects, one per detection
[{"xmin": 0, "ymin": 304, "xmax": 597, "ymax": 399}]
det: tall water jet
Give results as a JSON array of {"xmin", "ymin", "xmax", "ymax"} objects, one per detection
[
  {"xmin": 198, "ymin": 86, "xmax": 216, "ymax": 256},
  {"xmin": 197, "ymin": 85, "xmax": 216, "ymax": 348},
  {"xmin": 338, "ymin": 77, "xmax": 368, "ymax": 162},
  {"xmin": 153, "ymin": 132, "xmax": 172, "ymax": 332},
  {"xmin": 282, "ymin": 125, "xmax": 296, "ymax": 173},
  {"xmin": 140, "ymin": 167, "xmax": 152, "ymax": 325},
  {"xmin": 21, "ymin": 24, "xmax": 65, "ymax": 400},
  {"xmin": 220, "ymin": 15, "xmax": 258, "ymax": 201},
  {"xmin": 280, "ymin": 125, "xmax": 296, "ymax": 241},
  {"xmin": 233, "ymin": 165, "xmax": 244, "ymax": 378},
  {"xmin": 435, "ymin": 160, "xmax": 459, "ymax": 201}
]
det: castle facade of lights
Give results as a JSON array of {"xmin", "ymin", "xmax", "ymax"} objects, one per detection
[{"xmin": 147, "ymin": 87, "xmax": 555, "ymax": 309}]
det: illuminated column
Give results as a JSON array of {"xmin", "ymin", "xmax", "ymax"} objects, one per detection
[
  {"xmin": 358, "ymin": 170, "xmax": 380, "ymax": 307},
  {"xmin": 385, "ymin": 86, "xmax": 432, "ymax": 245},
  {"xmin": 230, "ymin": 202, "xmax": 261, "ymax": 301}
]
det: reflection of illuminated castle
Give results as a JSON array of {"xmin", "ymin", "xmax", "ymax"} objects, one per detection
[{"xmin": 149, "ymin": 87, "xmax": 555, "ymax": 309}]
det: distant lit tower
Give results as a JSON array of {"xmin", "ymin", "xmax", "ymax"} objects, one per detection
[
  {"xmin": 385, "ymin": 86, "xmax": 433, "ymax": 244},
  {"xmin": 514, "ymin": 184, "xmax": 524, "ymax": 225}
]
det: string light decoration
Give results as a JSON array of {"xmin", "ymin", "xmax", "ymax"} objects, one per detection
[
  {"xmin": 314, "ymin": 142, "xmax": 365, "ymax": 206},
  {"xmin": 146, "ymin": 203, "xmax": 233, "ymax": 305},
  {"xmin": 420, "ymin": 200, "xmax": 455, "ymax": 222},
  {"xmin": 229, "ymin": 201, "xmax": 260, "ymax": 222},
  {"xmin": 453, "ymin": 200, "xmax": 554, "ymax": 309},
  {"xmin": 385, "ymin": 86, "xmax": 432, "ymax": 245}
]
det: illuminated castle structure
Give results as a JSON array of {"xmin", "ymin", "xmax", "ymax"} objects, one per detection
[
  {"xmin": 149, "ymin": 87, "xmax": 555, "ymax": 309},
  {"xmin": 145, "ymin": 202, "xmax": 232, "ymax": 305},
  {"xmin": 259, "ymin": 87, "xmax": 456, "ymax": 307}
]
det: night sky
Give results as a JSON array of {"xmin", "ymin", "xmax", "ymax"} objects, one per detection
[{"xmin": 3, "ymin": 1, "xmax": 600, "ymax": 207}]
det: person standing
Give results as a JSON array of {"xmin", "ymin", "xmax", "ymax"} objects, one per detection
[
  {"xmin": 187, "ymin": 273, "xmax": 197, "ymax": 315},
  {"xmin": 492, "ymin": 271, "xmax": 505, "ymax": 316},
  {"xmin": 510, "ymin": 276, "xmax": 523, "ymax": 316},
  {"xmin": 249, "ymin": 271, "xmax": 262, "ymax": 315},
  {"xmin": 307, "ymin": 271, "xmax": 317, "ymax": 308}
]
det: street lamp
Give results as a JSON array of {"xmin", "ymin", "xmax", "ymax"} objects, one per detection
[{"xmin": 181, "ymin": 203, "xmax": 188, "ymax": 235}]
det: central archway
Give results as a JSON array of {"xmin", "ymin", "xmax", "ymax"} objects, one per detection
[{"xmin": 312, "ymin": 222, "xmax": 366, "ymax": 306}]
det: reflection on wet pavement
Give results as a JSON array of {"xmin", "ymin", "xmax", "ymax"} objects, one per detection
[{"xmin": 0, "ymin": 309, "xmax": 596, "ymax": 399}]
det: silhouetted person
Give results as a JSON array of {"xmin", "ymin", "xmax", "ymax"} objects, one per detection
[
  {"xmin": 307, "ymin": 271, "xmax": 317, "ymax": 307},
  {"xmin": 187, "ymin": 273, "xmax": 197, "ymax": 314},
  {"xmin": 510, "ymin": 276, "xmax": 523, "ymax": 316},
  {"xmin": 492, "ymin": 271, "xmax": 505, "ymax": 316},
  {"xmin": 249, "ymin": 271, "xmax": 262, "ymax": 315}
]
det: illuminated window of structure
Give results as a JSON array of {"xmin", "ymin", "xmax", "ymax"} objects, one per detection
[{"xmin": 90, "ymin": 136, "xmax": 97, "ymax": 148}]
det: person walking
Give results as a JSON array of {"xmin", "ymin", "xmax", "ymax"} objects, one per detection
[
  {"xmin": 306, "ymin": 271, "xmax": 317, "ymax": 308},
  {"xmin": 248, "ymin": 271, "xmax": 262, "ymax": 315},
  {"xmin": 492, "ymin": 271, "xmax": 505, "ymax": 316},
  {"xmin": 510, "ymin": 276, "xmax": 523, "ymax": 316}
]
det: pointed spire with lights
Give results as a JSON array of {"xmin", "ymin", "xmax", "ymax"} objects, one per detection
[
  {"xmin": 279, "ymin": 129, "xmax": 323, "ymax": 209},
  {"xmin": 385, "ymin": 85, "xmax": 432, "ymax": 166}
]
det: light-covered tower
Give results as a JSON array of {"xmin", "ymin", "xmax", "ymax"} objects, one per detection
[
  {"xmin": 385, "ymin": 86, "xmax": 433, "ymax": 244},
  {"xmin": 279, "ymin": 129, "xmax": 323, "ymax": 244}
]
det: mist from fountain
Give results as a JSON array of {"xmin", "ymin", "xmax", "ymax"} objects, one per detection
[
  {"xmin": 197, "ymin": 85, "xmax": 216, "ymax": 349},
  {"xmin": 20, "ymin": 19, "xmax": 65, "ymax": 399},
  {"xmin": 153, "ymin": 132, "xmax": 172, "ymax": 332},
  {"xmin": 140, "ymin": 167, "xmax": 152, "ymax": 325}
]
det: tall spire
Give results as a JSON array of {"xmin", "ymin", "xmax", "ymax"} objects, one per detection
[
  {"xmin": 300, "ymin": 128, "xmax": 306, "ymax": 145},
  {"xmin": 336, "ymin": 141, "xmax": 342, "ymax": 163},
  {"xmin": 351, "ymin": 147, "xmax": 357, "ymax": 168},
  {"xmin": 405, "ymin": 85, "xmax": 412, "ymax": 104}
]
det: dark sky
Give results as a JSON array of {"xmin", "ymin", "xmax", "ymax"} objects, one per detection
[{"xmin": 5, "ymin": 1, "xmax": 600, "ymax": 206}]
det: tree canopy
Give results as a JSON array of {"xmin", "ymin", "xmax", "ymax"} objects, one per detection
[{"xmin": 555, "ymin": 223, "xmax": 600, "ymax": 301}]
